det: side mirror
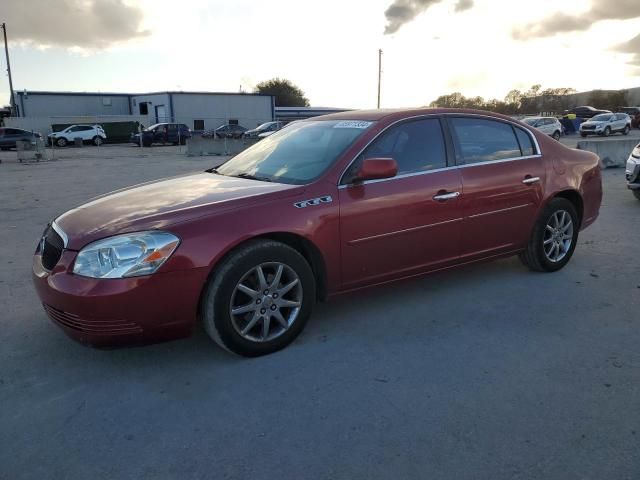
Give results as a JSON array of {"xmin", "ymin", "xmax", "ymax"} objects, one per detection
[{"xmin": 355, "ymin": 158, "xmax": 398, "ymax": 182}]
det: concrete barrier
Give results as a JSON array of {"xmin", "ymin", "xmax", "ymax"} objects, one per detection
[
  {"xmin": 186, "ymin": 136, "xmax": 260, "ymax": 156},
  {"xmin": 576, "ymin": 138, "xmax": 638, "ymax": 168}
]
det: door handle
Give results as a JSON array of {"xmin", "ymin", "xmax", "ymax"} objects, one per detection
[
  {"xmin": 522, "ymin": 176, "xmax": 541, "ymax": 185},
  {"xmin": 433, "ymin": 191, "xmax": 461, "ymax": 201}
]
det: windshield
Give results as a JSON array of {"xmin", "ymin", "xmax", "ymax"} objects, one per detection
[
  {"xmin": 591, "ymin": 114, "xmax": 612, "ymax": 122},
  {"xmin": 216, "ymin": 120, "xmax": 373, "ymax": 184}
]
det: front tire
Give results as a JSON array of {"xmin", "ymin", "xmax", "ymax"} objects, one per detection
[
  {"xmin": 552, "ymin": 131, "xmax": 561, "ymax": 141},
  {"xmin": 519, "ymin": 198, "xmax": 579, "ymax": 272},
  {"xmin": 633, "ymin": 190, "xmax": 640, "ymax": 201},
  {"xmin": 56, "ymin": 137, "xmax": 67, "ymax": 147},
  {"xmin": 93, "ymin": 136, "xmax": 104, "ymax": 146},
  {"xmin": 201, "ymin": 240, "xmax": 316, "ymax": 357},
  {"xmin": 603, "ymin": 127, "xmax": 611, "ymax": 137},
  {"xmin": 623, "ymin": 125, "xmax": 630, "ymax": 136}
]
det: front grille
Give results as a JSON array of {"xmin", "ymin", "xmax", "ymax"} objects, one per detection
[
  {"xmin": 581, "ymin": 125, "xmax": 596, "ymax": 130},
  {"xmin": 43, "ymin": 304, "xmax": 143, "ymax": 335},
  {"xmin": 41, "ymin": 226, "xmax": 64, "ymax": 270}
]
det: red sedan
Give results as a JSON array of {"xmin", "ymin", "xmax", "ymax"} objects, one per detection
[{"xmin": 33, "ymin": 109, "xmax": 603, "ymax": 356}]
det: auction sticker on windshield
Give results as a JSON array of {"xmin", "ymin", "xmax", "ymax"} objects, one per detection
[{"xmin": 333, "ymin": 121, "xmax": 373, "ymax": 129}]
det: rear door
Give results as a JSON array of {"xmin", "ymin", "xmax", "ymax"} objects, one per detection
[
  {"xmin": 447, "ymin": 116, "xmax": 546, "ymax": 260},
  {"xmin": 339, "ymin": 117, "xmax": 463, "ymax": 289}
]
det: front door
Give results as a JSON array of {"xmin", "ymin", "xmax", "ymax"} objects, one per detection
[
  {"xmin": 155, "ymin": 105, "xmax": 167, "ymax": 123},
  {"xmin": 339, "ymin": 117, "xmax": 463, "ymax": 289},
  {"xmin": 447, "ymin": 116, "xmax": 546, "ymax": 259}
]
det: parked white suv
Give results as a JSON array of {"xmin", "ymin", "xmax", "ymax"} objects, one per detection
[
  {"xmin": 48, "ymin": 125, "xmax": 107, "ymax": 147},
  {"xmin": 522, "ymin": 117, "xmax": 563, "ymax": 140},
  {"xmin": 579, "ymin": 113, "xmax": 631, "ymax": 138}
]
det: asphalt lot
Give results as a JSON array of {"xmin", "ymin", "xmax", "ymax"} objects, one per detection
[{"xmin": 1, "ymin": 144, "xmax": 639, "ymax": 480}]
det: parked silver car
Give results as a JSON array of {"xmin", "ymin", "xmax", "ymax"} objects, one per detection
[
  {"xmin": 522, "ymin": 117, "xmax": 563, "ymax": 141},
  {"xmin": 626, "ymin": 142, "xmax": 640, "ymax": 201},
  {"xmin": 580, "ymin": 113, "xmax": 631, "ymax": 138}
]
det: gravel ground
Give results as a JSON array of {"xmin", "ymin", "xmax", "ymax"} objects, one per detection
[{"xmin": 0, "ymin": 144, "xmax": 639, "ymax": 480}]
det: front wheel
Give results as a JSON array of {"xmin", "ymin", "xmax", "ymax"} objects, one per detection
[
  {"xmin": 623, "ymin": 125, "xmax": 630, "ymax": 136},
  {"xmin": 603, "ymin": 127, "xmax": 611, "ymax": 137},
  {"xmin": 519, "ymin": 198, "xmax": 579, "ymax": 272},
  {"xmin": 56, "ymin": 137, "xmax": 67, "ymax": 147},
  {"xmin": 552, "ymin": 131, "xmax": 561, "ymax": 141},
  {"xmin": 201, "ymin": 240, "xmax": 316, "ymax": 357},
  {"xmin": 93, "ymin": 136, "xmax": 103, "ymax": 146},
  {"xmin": 633, "ymin": 190, "xmax": 640, "ymax": 201},
  {"xmin": 580, "ymin": 133, "xmax": 588, "ymax": 138}
]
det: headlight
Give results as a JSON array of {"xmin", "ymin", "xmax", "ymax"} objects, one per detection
[{"xmin": 73, "ymin": 231, "xmax": 180, "ymax": 279}]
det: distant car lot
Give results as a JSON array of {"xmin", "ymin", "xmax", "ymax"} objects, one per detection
[{"xmin": 0, "ymin": 143, "xmax": 639, "ymax": 478}]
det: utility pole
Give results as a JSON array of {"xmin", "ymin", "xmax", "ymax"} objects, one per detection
[
  {"xmin": 2, "ymin": 23, "xmax": 16, "ymax": 117},
  {"xmin": 377, "ymin": 49, "xmax": 383, "ymax": 109}
]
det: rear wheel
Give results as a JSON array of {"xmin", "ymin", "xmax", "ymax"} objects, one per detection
[
  {"xmin": 201, "ymin": 240, "xmax": 316, "ymax": 357},
  {"xmin": 519, "ymin": 198, "xmax": 579, "ymax": 272},
  {"xmin": 633, "ymin": 190, "xmax": 640, "ymax": 201}
]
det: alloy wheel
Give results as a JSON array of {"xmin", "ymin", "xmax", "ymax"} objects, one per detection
[
  {"xmin": 229, "ymin": 262, "xmax": 303, "ymax": 342},
  {"xmin": 543, "ymin": 210, "xmax": 574, "ymax": 263}
]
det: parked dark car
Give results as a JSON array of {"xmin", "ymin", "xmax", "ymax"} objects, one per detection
[
  {"xmin": 0, "ymin": 127, "xmax": 42, "ymax": 150},
  {"xmin": 130, "ymin": 123, "xmax": 191, "ymax": 147},
  {"xmin": 212, "ymin": 124, "xmax": 248, "ymax": 139},
  {"xmin": 619, "ymin": 107, "xmax": 640, "ymax": 129},
  {"xmin": 563, "ymin": 106, "xmax": 612, "ymax": 119},
  {"xmin": 33, "ymin": 108, "xmax": 603, "ymax": 357}
]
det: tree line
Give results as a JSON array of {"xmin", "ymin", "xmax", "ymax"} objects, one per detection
[{"xmin": 429, "ymin": 85, "xmax": 630, "ymax": 114}]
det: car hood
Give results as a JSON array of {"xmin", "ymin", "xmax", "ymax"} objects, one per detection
[
  {"xmin": 55, "ymin": 172, "xmax": 302, "ymax": 250},
  {"xmin": 582, "ymin": 121, "xmax": 607, "ymax": 127}
]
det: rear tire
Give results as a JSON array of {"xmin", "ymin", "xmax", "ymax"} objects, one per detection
[
  {"xmin": 519, "ymin": 198, "xmax": 579, "ymax": 273},
  {"xmin": 633, "ymin": 190, "xmax": 640, "ymax": 201},
  {"xmin": 201, "ymin": 240, "xmax": 316, "ymax": 357}
]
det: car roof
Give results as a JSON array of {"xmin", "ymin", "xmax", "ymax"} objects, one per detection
[{"xmin": 312, "ymin": 107, "xmax": 530, "ymax": 125}]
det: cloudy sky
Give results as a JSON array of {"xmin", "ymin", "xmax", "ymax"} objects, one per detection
[{"xmin": 0, "ymin": 0, "xmax": 639, "ymax": 108}]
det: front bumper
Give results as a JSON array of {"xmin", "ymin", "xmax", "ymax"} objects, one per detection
[
  {"xmin": 32, "ymin": 250, "xmax": 209, "ymax": 346},
  {"xmin": 580, "ymin": 128, "xmax": 603, "ymax": 135}
]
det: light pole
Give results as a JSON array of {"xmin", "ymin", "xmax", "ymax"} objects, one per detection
[
  {"xmin": 377, "ymin": 49, "xmax": 383, "ymax": 109},
  {"xmin": 2, "ymin": 23, "xmax": 16, "ymax": 116}
]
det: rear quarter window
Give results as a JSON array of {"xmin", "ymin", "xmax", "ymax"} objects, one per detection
[{"xmin": 515, "ymin": 127, "xmax": 536, "ymax": 156}]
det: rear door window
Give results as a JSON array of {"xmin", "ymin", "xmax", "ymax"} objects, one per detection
[{"xmin": 449, "ymin": 117, "xmax": 523, "ymax": 164}]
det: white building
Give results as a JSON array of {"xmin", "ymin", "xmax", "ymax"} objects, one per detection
[{"xmin": 11, "ymin": 90, "xmax": 275, "ymax": 133}]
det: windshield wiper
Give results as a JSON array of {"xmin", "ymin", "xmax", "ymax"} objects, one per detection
[
  {"xmin": 232, "ymin": 173, "xmax": 272, "ymax": 182},
  {"xmin": 206, "ymin": 167, "xmax": 223, "ymax": 175}
]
